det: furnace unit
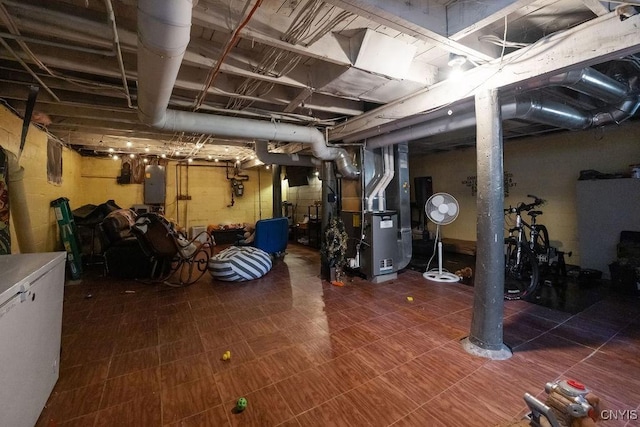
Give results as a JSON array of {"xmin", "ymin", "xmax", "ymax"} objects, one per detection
[{"xmin": 361, "ymin": 211, "xmax": 398, "ymax": 281}]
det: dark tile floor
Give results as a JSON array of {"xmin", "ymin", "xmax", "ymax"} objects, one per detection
[{"xmin": 38, "ymin": 244, "xmax": 640, "ymax": 427}]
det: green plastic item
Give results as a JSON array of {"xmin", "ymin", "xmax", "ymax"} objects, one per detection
[{"xmin": 236, "ymin": 397, "xmax": 247, "ymax": 412}]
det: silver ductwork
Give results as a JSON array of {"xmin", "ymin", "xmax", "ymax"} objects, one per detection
[
  {"xmin": 366, "ymin": 111, "xmax": 477, "ymax": 149},
  {"xmin": 254, "ymin": 141, "xmax": 317, "ymax": 167},
  {"xmin": 390, "ymin": 143, "xmax": 412, "ymax": 271},
  {"xmin": 528, "ymin": 67, "xmax": 629, "ymax": 104},
  {"xmin": 136, "ymin": 0, "xmax": 359, "ymax": 179},
  {"xmin": 366, "ymin": 66, "xmax": 638, "ymax": 149},
  {"xmin": 507, "ymin": 95, "xmax": 592, "ymax": 129},
  {"xmin": 593, "ymin": 94, "xmax": 640, "ymax": 125},
  {"xmin": 366, "ymin": 146, "xmax": 394, "ymax": 212}
]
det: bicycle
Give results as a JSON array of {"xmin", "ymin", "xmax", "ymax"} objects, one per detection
[{"xmin": 503, "ymin": 194, "xmax": 550, "ymax": 300}]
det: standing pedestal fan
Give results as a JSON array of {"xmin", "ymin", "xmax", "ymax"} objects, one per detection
[{"xmin": 423, "ymin": 192, "xmax": 460, "ymax": 282}]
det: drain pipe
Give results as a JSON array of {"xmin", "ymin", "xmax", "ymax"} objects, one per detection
[
  {"xmin": 6, "ymin": 150, "xmax": 36, "ymax": 253},
  {"xmin": 136, "ymin": 0, "xmax": 358, "ymax": 179}
]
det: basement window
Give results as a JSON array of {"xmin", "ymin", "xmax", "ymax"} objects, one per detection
[{"xmin": 47, "ymin": 139, "xmax": 62, "ymax": 185}]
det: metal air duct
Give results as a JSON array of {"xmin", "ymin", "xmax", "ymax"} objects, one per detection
[
  {"xmin": 506, "ymin": 95, "xmax": 592, "ymax": 129},
  {"xmin": 136, "ymin": 0, "xmax": 359, "ymax": 179},
  {"xmin": 593, "ymin": 94, "xmax": 640, "ymax": 125},
  {"xmin": 366, "ymin": 67, "xmax": 639, "ymax": 149},
  {"xmin": 528, "ymin": 67, "xmax": 629, "ymax": 104},
  {"xmin": 364, "ymin": 65, "xmax": 637, "ymax": 149},
  {"xmin": 254, "ymin": 141, "xmax": 316, "ymax": 167}
]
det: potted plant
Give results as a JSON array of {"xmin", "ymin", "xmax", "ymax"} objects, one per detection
[{"xmin": 321, "ymin": 217, "xmax": 348, "ymax": 285}]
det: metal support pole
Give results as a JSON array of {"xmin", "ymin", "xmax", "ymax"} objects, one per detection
[
  {"xmin": 321, "ymin": 161, "xmax": 337, "ymax": 230},
  {"xmin": 272, "ymin": 165, "xmax": 282, "ymax": 218},
  {"xmin": 462, "ymin": 88, "xmax": 512, "ymax": 360},
  {"xmin": 320, "ymin": 161, "xmax": 337, "ymax": 279}
]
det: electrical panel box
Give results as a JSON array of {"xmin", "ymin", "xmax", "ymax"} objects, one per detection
[
  {"xmin": 361, "ymin": 211, "xmax": 398, "ymax": 279},
  {"xmin": 144, "ymin": 165, "xmax": 166, "ymax": 205}
]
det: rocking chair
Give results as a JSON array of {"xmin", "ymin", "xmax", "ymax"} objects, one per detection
[{"xmin": 131, "ymin": 213, "xmax": 214, "ymax": 286}]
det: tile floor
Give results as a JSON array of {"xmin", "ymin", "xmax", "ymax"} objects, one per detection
[{"xmin": 38, "ymin": 244, "xmax": 640, "ymax": 427}]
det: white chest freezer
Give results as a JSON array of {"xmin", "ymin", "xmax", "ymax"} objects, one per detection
[{"xmin": 0, "ymin": 252, "xmax": 66, "ymax": 427}]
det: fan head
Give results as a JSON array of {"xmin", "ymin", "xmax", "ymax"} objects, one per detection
[{"xmin": 425, "ymin": 192, "xmax": 459, "ymax": 225}]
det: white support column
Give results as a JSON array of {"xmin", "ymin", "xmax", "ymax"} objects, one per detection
[{"xmin": 462, "ymin": 88, "xmax": 512, "ymax": 360}]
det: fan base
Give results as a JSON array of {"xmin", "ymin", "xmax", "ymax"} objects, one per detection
[{"xmin": 422, "ymin": 271, "xmax": 460, "ymax": 283}]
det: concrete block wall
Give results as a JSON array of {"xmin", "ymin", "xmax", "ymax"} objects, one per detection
[
  {"xmin": 409, "ymin": 121, "xmax": 640, "ymax": 266},
  {"xmin": 0, "ymin": 106, "xmax": 83, "ymax": 253},
  {"xmin": 283, "ymin": 174, "xmax": 322, "ymax": 225}
]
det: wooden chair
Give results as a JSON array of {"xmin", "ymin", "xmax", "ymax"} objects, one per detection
[{"xmin": 131, "ymin": 213, "xmax": 214, "ymax": 286}]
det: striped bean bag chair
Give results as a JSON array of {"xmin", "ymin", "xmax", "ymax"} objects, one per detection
[{"xmin": 208, "ymin": 246, "xmax": 272, "ymax": 282}]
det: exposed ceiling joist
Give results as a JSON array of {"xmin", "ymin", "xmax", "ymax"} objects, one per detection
[
  {"xmin": 323, "ymin": 0, "xmax": 496, "ymax": 61},
  {"xmin": 580, "ymin": 0, "xmax": 611, "ymax": 15},
  {"xmin": 0, "ymin": 0, "xmax": 637, "ymax": 158},
  {"xmin": 329, "ymin": 11, "xmax": 640, "ymax": 141},
  {"xmin": 192, "ymin": 3, "xmax": 353, "ymax": 66},
  {"xmin": 448, "ymin": 0, "xmax": 540, "ymax": 40},
  {"xmin": 284, "ymin": 88, "xmax": 314, "ymax": 113}
]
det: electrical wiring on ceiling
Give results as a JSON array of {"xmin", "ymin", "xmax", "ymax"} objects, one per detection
[
  {"xmin": 478, "ymin": 34, "xmax": 530, "ymax": 49},
  {"xmin": 193, "ymin": 0, "xmax": 263, "ymax": 111},
  {"xmin": 0, "ymin": 1, "xmax": 134, "ymax": 103},
  {"xmin": 225, "ymin": 0, "xmax": 353, "ymax": 112}
]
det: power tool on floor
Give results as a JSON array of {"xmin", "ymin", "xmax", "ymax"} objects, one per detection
[{"xmin": 524, "ymin": 379, "xmax": 594, "ymax": 427}]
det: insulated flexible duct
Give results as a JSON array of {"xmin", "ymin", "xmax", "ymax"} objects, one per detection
[{"xmin": 136, "ymin": 0, "xmax": 359, "ymax": 179}]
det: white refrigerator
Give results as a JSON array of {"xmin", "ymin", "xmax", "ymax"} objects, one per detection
[{"xmin": 0, "ymin": 252, "xmax": 66, "ymax": 427}]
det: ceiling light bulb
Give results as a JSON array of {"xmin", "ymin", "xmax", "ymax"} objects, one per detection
[
  {"xmin": 207, "ymin": 155, "xmax": 212, "ymax": 160},
  {"xmin": 129, "ymin": 153, "xmax": 135, "ymax": 158},
  {"xmin": 161, "ymin": 154, "xmax": 166, "ymax": 159},
  {"xmin": 143, "ymin": 158, "xmax": 149, "ymax": 163},
  {"xmin": 113, "ymin": 155, "xmax": 119, "ymax": 160},
  {"xmin": 214, "ymin": 158, "xmax": 219, "ymax": 162},
  {"xmin": 266, "ymin": 165, "xmax": 270, "ymax": 170},
  {"xmin": 108, "ymin": 148, "xmax": 114, "ymax": 153},
  {"xmin": 126, "ymin": 141, "xmax": 132, "ymax": 147},
  {"xmin": 175, "ymin": 151, "xmax": 181, "ymax": 156},
  {"xmin": 447, "ymin": 109, "xmax": 453, "ymax": 116},
  {"xmin": 145, "ymin": 147, "xmax": 150, "ymax": 152},
  {"xmin": 188, "ymin": 158, "xmax": 193, "ymax": 163},
  {"xmin": 225, "ymin": 147, "xmax": 229, "ymax": 152}
]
